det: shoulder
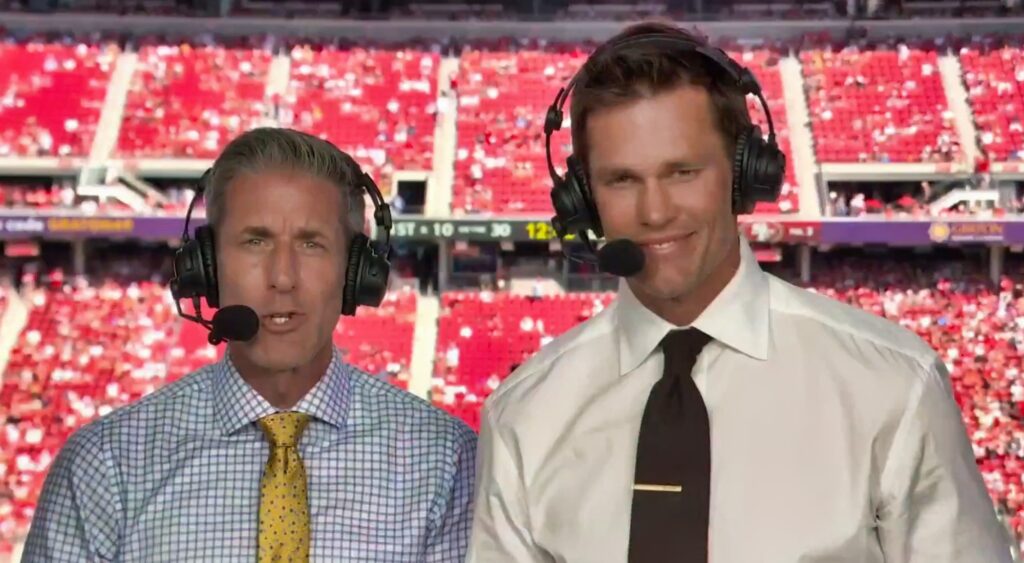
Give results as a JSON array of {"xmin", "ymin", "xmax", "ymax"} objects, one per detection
[
  {"xmin": 483, "ymin": 299, "xmax": 618, "ymax": 424},
  {"xmin": 347, "ymin": 367, "xmax": 477, "ymax": 453},
  {"xmin": 767, "ymin": 274, "xmax": 938, "ymax": 373}
]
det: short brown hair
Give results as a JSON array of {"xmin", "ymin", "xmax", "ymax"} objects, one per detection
[{"xmin": 569, "ymin": 22, "xmax": 752, "ymax": 172}]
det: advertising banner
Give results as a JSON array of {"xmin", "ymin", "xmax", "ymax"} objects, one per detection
[
  {"xmin": 820, "ymin": 220, "xmax": 1024, "ymax": 245},
  {"xmin": 0, "ymin": 215, "xmax": 182, "ymax": 239}
]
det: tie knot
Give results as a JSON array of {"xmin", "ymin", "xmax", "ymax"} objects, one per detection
[
  {"xmin": 258, "ymin": 412, "xmax": 310, "ymax": 448},
  {"xmin": 660, "ymin": 328, "xmax": 712, "ymax": 364}
]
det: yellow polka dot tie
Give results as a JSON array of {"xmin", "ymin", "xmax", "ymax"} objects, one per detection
[{"xmin": 257, "ymin": 412, "xmax": 311, "ymax": 563}]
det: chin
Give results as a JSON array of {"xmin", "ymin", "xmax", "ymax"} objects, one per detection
[
  {"xmin": 633, "ymin": 266, "xmax": 702, "ymax": 302},
  {"xmin": 636, "ymin": 280, "xmax": 697, "ymax": 303}
]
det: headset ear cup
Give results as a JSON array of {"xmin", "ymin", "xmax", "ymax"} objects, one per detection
[
  {"xmin": 731, "ymin": 129, "xmax": 751, "ymax": 215},
  {"xmin": 549, "ymin": 173, "xmax": 576, "ymax": 237},
  {"xmin": 342, "ymin": 234, "xmax": 367, "ymax": 316},
  {"xmin": 757, "ymin": 140, "xmax": 785, "ymax": 203},
  {"xmin": 741, "ymin": 126, "xmax": 785, "ymax": 210},
  {"xmin": 170, "ymin": 240, "xmax": 202, "ymax": 301},
  {"xmin": 358, "ymin": 252, "xmax": 389, "ymax": 309},
  {"xmin": 342, "ymin": 234, "xmax": 391, "ymax": 317},
  {"xmin": 567, "ymin": 155, "xmax": 603, "ymax": 238},
  {"xmin": 195, "ymin": 225, "xmax": 219, "ymax": 308},
  {"xmin": 550, "ymin": 154, "xmax": 602, "ymax": 238}
]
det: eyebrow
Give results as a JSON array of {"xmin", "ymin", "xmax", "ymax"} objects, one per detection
[
  {"xmin": 593, "ymin": 159, "xmax": 701, "ymax": 181},
  {"xmin": 239, "ymin": 225, "xmax": 274, "ymax": 239},
  {"xmin": 238, "ymin": 226, "xmax": 329, "ymax": 241}
]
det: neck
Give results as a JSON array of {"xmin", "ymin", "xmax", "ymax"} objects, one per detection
[
  {"xmin": 229, "ymin": 344, "xmax": 334, "ymax": 410},
  {"xmin": 631, "ymin": 238, "xmax": 742, "ymax": 328}
]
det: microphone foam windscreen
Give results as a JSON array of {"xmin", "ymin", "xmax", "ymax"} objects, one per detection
[
  {"xmin": 597, "ymin": 239, "xmax": 646, "ymax": 277},
  {"xmin": 211, "ymin": 305, "xmax": 260, "ymax": 342}
]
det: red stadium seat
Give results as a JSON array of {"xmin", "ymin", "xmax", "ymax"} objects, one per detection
[
  {"xmin": 281, "ymin": 45, "xmax": 440, "ymax": 196},
  {"xmin": 0, "ymin": 40, "xmax": 118, "ymax": 158},
  {"xmin": 801, "ymin": 40, "xmax": 962, "ymax": 163},
  {"xmin": 959, "ymin": 39, "xmax": 1024, "ymax": 162},
  {"xmin": 432, "ymin": 290, "xmax": 615, "ymax": 430},
  {"xmin": 117, "ymin": 43, "xmax": 273, "ymax": 158},
  {"xmin": 333, "ymin": 288, "xmax": 418, "ymax": 389},
  {"xmin": 451, "ymin": 45, "xmax": 587, "ymax": 216}
]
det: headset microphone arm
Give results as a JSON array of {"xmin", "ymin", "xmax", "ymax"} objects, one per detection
[{"xmin": 172, "ymin": 295, "xmax": 214, "ymax": 331}]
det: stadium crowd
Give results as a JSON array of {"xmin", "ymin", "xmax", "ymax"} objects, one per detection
[{"xmin": 1, "ymin": 22, "xmax": 1024, "ymax": 558}]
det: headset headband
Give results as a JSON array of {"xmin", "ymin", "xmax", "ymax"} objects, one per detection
[
  {"xmin": 180, "ymin": 168, "xmax": 392, "ymax": 256},
  {"xmin": 359, "ymin": 170, "xmax": 393, "ymax": 259},
  {"xmin": 543, "ymin": 33, "xmax": 778, "ymax": 179}
]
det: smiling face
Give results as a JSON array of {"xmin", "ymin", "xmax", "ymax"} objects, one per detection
[
  {"xmin": 214, "ymin": 168, "xmax": 348, "ymax": 377},
  {"xmin": 586, "ymin": 84, "xmax": 741, "ymax": 319}
]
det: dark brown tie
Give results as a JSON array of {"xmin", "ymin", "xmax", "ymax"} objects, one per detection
[{"xmin": 628, "ymin": 328, "xmax": 713, "ymax": 563}]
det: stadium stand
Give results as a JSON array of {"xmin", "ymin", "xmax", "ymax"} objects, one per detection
[
  {"xmin": 451, "ymin": 43, "xmax": 588, "ymax": 215},
  {"xmin": 801, "ymin": 39, "xmax": 963, "ymax": 163},
  {"xmin": 280, "ymin": 44, "xmax": 440, "ymax": 195},
  {"xmin": 433, "ymin": 290, "xmax": 615, "ymax": 429},
  {"xmin": 0, "ymin": 183, "xmax": 72, "ymax": 210},
  {"xmin": 333, "ymin": 287, "xmax": 418, "ymax": 389},
  {"xmin": 959, "ymin": 37, "xmax": 1024, "ymax": 162},
  {"xmin": 0, "ymin": 40, "xmax": 118, "ymax": 158},
  {"xmin": 117, "ymin": 40, "xmax": 273, "ymax": 158}
]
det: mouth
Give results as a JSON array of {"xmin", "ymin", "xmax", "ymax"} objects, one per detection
[
  {"xmin": 261, "ymin": 312, "xmax": 304, "ymax": 333},
  {"xmin": 637, "ymin": 232, "xmax": 695, "ymax": 253}
]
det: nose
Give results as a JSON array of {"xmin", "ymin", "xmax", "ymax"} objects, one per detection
[
  {"xmin": 267, "ymin": 243, "xmax": 298, "ymax": 293},
  {"xmin": 637, "ymin": 179, "xmax": 674, "ymax": 230}
]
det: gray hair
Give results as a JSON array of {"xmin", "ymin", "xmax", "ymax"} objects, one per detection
[{"xmin": 205, "ymin": 127, "xmax": 366, "ymax": 237}]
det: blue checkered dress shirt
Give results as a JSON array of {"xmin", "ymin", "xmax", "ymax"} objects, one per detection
[{"xmin": 21, "ymin": 348, "xmax": 477, "ymax": 562}]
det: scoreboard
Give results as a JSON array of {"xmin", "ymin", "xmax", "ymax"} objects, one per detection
[
  {"xmin": 390, "ymin": 218, "xmax": 570, "ymax": 242},
  {"xmin": 388, "ymin": 217, "xmax": 821, "ymax": 244}
]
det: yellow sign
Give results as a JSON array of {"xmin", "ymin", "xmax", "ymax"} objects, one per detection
[{"xmin": 47, "ymin": 217, "xmax": 135, "ymax": 234}]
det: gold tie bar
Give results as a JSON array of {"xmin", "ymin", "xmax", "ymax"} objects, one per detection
[{"xmin": 633, "ymin": 483, "xmax": 683, "ymax": 493}]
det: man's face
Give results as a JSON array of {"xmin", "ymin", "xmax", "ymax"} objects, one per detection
[
  {"xmin": 586, "ymin": 84, "xmax": 740, "ymax": 304},
  {"xmin": 215, "ymin": 169, "xmax": 347, "ymax": 374}
]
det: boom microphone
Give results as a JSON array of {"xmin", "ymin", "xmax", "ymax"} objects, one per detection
[
  {"xmin": 597, "ymin": 239, "xmax": 646, "ymax": 277},
  {"xmin": 209, "ymin": 305, "xmax": 260, "ymax": 345}
]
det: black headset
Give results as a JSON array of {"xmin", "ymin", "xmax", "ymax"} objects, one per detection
[
  {"xmin": 543, "ymin": 32, "xmax": 787, "ymax": 254},
  {"xmin": 169, "ymin": 166, "xmax": 393, "ymax": 325}
]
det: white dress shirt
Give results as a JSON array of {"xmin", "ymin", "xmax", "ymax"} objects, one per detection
[{"xmin": 468, "ymin": 237, "xmax": 1012, "ymax": 563}]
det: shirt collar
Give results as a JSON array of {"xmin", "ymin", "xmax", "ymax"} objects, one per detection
[
  {"xmin": 615, "ymin": 236, "xmax": 770, "ymax": 376},
  {"xmin": 211, "ymin": 346, "xmax": 352, "ymax": 435}
]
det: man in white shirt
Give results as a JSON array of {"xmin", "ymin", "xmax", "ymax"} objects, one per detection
[{"xmin": 467, "ymin": 21, "xmax": 1012, "ymax": 563}]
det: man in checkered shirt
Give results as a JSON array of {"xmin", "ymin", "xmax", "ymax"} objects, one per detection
[{"xmin": 22, "ymin": 128, "xmax": 477, "ymax": 562}]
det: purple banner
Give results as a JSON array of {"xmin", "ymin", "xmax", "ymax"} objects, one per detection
[
  {"xmin": 4, "ymin": 214, "xmax": 1024, "ymax": 246},
  {"xmin": 0, "ymin": 215, "xmax": 192, "ymax": 239},
  {"xmin": 820, "ymin": 220, "xmax": 1024, "ymax": 245}
]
